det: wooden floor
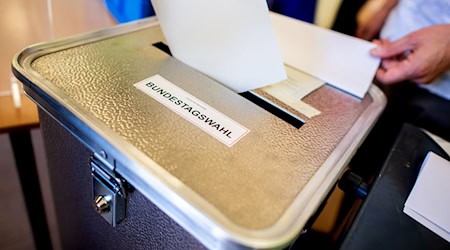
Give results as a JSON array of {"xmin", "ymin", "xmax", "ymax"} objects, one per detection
[{"xmin": 0, "ymin": 1, "xmax": 115, "ymax": 249}]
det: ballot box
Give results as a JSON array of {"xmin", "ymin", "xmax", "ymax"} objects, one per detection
[{"xmin": 12, "ymin": 18, "xmax": 385, "ymax": 249}]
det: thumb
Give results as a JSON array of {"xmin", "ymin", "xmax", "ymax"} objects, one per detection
[
  {"xmin": 376, "ymin": 60, "xmax": 414, "ymax": 84},
  {"xmin": 370, "ymin": 36, "xmax": 415, "ymax": 58}
]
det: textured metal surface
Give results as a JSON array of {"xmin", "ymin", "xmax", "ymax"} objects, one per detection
[
  {"xmin": 40, "ymin": 110, "xmax": 206, "ymax": 249},
  {"xmin": 30, "ymin": 25, "xmax": 371, "ymax": 230},
  {"xmin": 13, "ymin": 19, "xmax": 385, "ymax": 248}
]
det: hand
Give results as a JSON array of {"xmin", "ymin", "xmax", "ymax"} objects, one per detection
[
  {"xmin": 370, "ymin": 24, "xmax": 450, "ymax": 85},
  {"xmin": 356, "ymin": 0, "xmax": 398, "ymax": 40}
]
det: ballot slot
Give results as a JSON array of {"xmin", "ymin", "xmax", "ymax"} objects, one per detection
[
  {"xmin": 153, "ymin": 42, "xmax": 171, "ymax": 55},
  {"xmin": 239, "ymin": 91, "xmax": 304, "ymax": 128},
  {"xmin": 152, "ymin": 42, "xmax": 304, "ymax": 129}
]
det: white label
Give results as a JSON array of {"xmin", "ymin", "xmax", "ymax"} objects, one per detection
[{"xmin": 134, "ymin": 75, "xmax": 249, "ymax": 147}]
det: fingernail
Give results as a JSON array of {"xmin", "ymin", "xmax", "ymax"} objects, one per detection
[{"xmin": 370, "ymin": 47, "xmax": 380, "ymax": 54}]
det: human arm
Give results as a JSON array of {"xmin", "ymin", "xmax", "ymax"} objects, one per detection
[
  {"xmin": 356, "ymin": 0, "xmax": 399, "ymax": 40},
  {"xmin": 370, "ymin": 24, "xmax": 450, "ymax": 84}
]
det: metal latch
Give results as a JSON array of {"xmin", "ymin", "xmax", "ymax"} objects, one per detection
[{"xmin": 91, "ymin": 156, "xmax": 127, "ymax": 226}]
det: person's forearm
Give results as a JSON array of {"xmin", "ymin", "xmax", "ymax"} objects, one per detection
[
  {"xmin": 384, "ymin": 0, "xmax": 399, "ymax": 10},
  {"xmin": 377, "ymin": 0, "xmax": 399, "ymax": 20},
  {"xmin": 361, "ymin": 0, "xmax": 399, "ymax": 16},
  {"xmin": 356, "ymin": 0, "xmax": 400, "ymax": 40}
]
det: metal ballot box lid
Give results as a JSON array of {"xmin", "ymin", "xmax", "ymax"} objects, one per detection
[{"xmin": 13, "ymin": 18, "xmax": 385, "ymax": 249}]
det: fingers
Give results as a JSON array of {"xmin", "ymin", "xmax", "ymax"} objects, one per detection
[
  {"xmin": 372, "ymin": 39, "xmax": 382, "ymax": 45},
  {"xmin": 370, "ymin": 35, "xmax": 415, "ymax": 58},
  {"xmin": 376, "ymin": 68, "xmax": 406, "ymax": 84},
  {"xmin": 373, "ymin": 25, "xmax": 450, "ymax": 85},
  {"xmin": 376, "ymin": 59, "xmax": 415, "ymax": 84},
  {"xmin": 381, "ymin": 57, "xmax": 401, "ymax": 69},
  {"xmin": 372, "ymin": 36, "xmax": 416, "ymax": 84}
]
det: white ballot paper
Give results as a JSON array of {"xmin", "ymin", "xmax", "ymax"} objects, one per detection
[
  {"xmin": 404, "ymin": 151, "xmax": 450, "ymax": 242},
  {"xmin": 151, "ymin": 0, "xmax": 287, "ymax": 93},
  {"xmin": 270, "ymin": 12, "xmax": 380, "ymax": 98},
  {"xmin": 261, "ymin": 65, "xmax": 323, "ymax": 118}
]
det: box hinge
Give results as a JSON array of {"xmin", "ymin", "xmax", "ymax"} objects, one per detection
[{"xmin": 91, "ymin": 156, "xmax": 127, "ymax": 227}]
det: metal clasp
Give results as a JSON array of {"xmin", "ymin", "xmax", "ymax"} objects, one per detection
[{"xmin": 91, "ymin": 156, "xmax": 127, "ymax": 226}]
